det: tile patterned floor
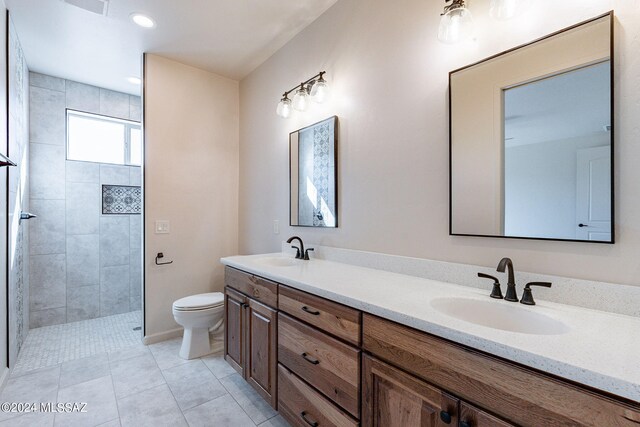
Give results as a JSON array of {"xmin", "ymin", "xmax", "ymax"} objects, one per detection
[
  {"xmin": 13, "ymin": 311, "xmax": 143, "ymax": 375},
  {"xmin": 1, "ymin": 315, "xmax": 290, "ymax": 427}
]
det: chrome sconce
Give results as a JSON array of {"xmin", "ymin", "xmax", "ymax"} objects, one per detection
[
  {"xmin": 438, "ymin": 0, "xmax": 528, "ymax": 44},
  {"xmin": 276, "ymin": 71, "xmax": 329, "ymax": 118}
]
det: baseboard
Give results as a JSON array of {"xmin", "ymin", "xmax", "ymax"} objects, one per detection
[{"xmin": 143, "ymin": 327, "xmax": 183, "ymax": 345}]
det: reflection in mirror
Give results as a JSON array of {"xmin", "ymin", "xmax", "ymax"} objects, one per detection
[
  {"xmin": 450, "ymin": 13, "xmax": 613, "ymax": 243},
  {"xmin": 290, "ymin": 117, "xmax": 338, "ymax": 227},
  {"xmin": 504, "ymin": 62, "xmax": 611, "ymax": 241}
]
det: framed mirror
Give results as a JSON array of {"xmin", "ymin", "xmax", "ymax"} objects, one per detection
[
  {"xmin": 450, "ymin": 12, "xmax": 613, "ymax": 243},
  {"xmin": 290, "ymin": 116, "xmax": 338, "ymax": 227}
]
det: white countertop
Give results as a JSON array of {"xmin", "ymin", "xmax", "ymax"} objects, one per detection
[{"xmin": 220, "ymin": 253, "xmax": 640, "ymax": 403}]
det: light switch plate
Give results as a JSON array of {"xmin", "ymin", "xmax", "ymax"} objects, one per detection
[
  {"xmin": 155, "ymin": 220, "xmax": 170, "ymax": 234},
  {"xmin": 273, "ymin": 220, "xmax": 279, "ymax": 235}
]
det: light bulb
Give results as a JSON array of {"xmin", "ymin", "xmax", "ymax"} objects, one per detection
[
  {"xmin": 292, "ymin": 86, "xmax": 309, "ymax": 112},
  {"xmin": 310, "ymin": 78, "xmax": 330, "ymax": 103},
  {"xmin": 276, "ymin": 97, "xmax": 292, "ymax": 118},
  {"xmin": 438, "ymin": 3, "xmax": 473, "ymax": 44},
  {"xmin": 490, "ymin": 0, "xmax": 526, "ymax": 20},
  {"xmin": 130, "ymin": 13, "xmax": 156, "ymax": 28}
]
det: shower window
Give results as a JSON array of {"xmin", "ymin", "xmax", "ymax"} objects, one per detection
[{"xmin": 66, "ymin": 110, "xmax": 142, "ymax": 166}]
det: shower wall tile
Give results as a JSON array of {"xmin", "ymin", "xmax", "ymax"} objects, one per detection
[
  {"xmin": 30, "ymin": 73, "xmax": 142, "ymax": 327},
  {"xmin": 100, "ymin": 164, "xmax": 130, "ymax": 186},
  {"xmin": 66, "ymin": 234, "xmax": 99, "ymax": 287},
  {"xmin": 29, "ymin": 72, "xmax": 65, "ymax": 92},
  {"xmin": 67, "ymin": 285, "xmax": 100, "ymax": 322},
  {"xmin": 100, "ymin": 265, "xmax": 130, "ymax": 316},
  {"xmin": 130, "ymin": 167, "xmax": 142, "ymax": 186},
  {"xmin": 66, "ymin": 161, "xmax": 99, "ymax": 183},
  {"xmin": 129, "ymin": 252, "xmax": 142, "ymax": 312},
  {"xmin": 66, "ymin": 80, "xmax": 100, "ymax": 113},
  {"xmin": 100, "ymin": 216, "xmax": 130, "ymax": 267},
  {"xmin": 29, "ymin": 254, "xmax": 66, "ymax": 311},
  {"xmin": 66, "ymin": 182, "xmax": 100, "ymax": 235},
  {"xmin": 30, "ymin": 143, "xmax": 65, "ymax": 200},
  {"xmin": 129, "ymin": 95, "xmax": 141, "ymax": 122},
  {"xmin": 130, "ymin": 216, "xmax": 142, "ymax": 249},
  {"xmin": 29, "ymin": 86, "xmax": 65, "ymax": 145},
  {"xmin": 30, "ymin": 307, "xmax": 66, "ymax": 328},
  {"xmin": 29, "ymin": 199, "xmax": 65, "ymax": 255},
  {"xmin": 100, "ymin": 89, "xmax": 130, "ymax": 120}
]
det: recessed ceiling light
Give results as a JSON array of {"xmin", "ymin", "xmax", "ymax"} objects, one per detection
[
  {"xmin": 130, "ymin": 13, "xmax": 155, "ymax": 28},
  {"xmin": 127, "ymin": 76, "xmax": 141, "ymax": 85}
]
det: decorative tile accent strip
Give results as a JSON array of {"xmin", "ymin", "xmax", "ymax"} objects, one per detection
[{"xmin": 102, "ymin": 185, "xmax": 141, "ymax": 214}]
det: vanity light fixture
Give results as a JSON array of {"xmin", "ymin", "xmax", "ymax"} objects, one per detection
[
  {"xmin": 489, "ymin": 0, "xmax": 527, "ymax": 20},
  {"xmin": 130, "ymin": 12, "xmax": 156, "ymax": 28},
  {"xmin": 438, "ymin": 0, "xmax": 474, "ymax": 44},
  {"xmin": 292, "ymin": 85, "xmax": 310, "ymax": 112},
  {"xmin": 276, "ymin": 71, "xmax": 329, "ymax": 118},
  {"xmin": 127, "ymin": 76, "xmax": 141, "ymax": 85}
]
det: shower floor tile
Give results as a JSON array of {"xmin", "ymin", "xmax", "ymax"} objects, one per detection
[{"xmin": 12, "ymin": 311, "xmax": 142, "ymax": 375}]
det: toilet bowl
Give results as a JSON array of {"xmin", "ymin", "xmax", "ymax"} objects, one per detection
[{"xmin": 172, "ymin": 292, "xmax": 224, "ymax": 359}]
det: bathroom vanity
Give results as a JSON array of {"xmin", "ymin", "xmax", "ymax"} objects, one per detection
[{"xmin": 221, "ymin": 254, "xmax": 640, "ymax": 427}]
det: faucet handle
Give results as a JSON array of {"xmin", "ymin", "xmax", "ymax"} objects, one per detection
[
  {"xmin": 477, "ymin": 273, "xmax": 503, "ymax": 299},
  {"xmin": 520, "ymin": 282, "xmax": 552, "ymax": 305},
  {"xmin": 304, "ymin": 248, "xmax": 314, "ymax": 261},
  {"xmin": 291, "ymin": 245, "xmax": 302, "ymax": 259}
]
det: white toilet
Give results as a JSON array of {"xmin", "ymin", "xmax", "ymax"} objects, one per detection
[{"xmin": 172, "ymin": 292, "xmax": 225, "ymax": 360}]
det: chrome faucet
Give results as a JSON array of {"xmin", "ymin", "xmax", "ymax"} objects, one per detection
[
  {"xmin": 497, "ymin": 257, "xmax": 518, "ymax": 302},
  {"xmin": 286, "ymin": 236, "xmax": 305, "ymax": 260}
]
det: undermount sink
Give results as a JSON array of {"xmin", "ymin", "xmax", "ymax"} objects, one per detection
[
  {"xmin": 254, "ymin": 256, "xmax": 301, "ymax": 267},
  {"xmin": 431, "ymin": 297, "xmax": 570, "ymax": 335}
]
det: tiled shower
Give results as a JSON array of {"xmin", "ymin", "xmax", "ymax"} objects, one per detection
[{"xmin": 28, "ymin": 72, "xmax": 142, "ymax": 328}]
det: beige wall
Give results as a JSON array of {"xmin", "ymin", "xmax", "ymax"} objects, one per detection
[
  {"xmin": 144, "ymin": 55, "xmax": 239, "ymax": 340},
  {"xmin": 238, "ymin": 0, "xmax": 640, "ymax": 286}
]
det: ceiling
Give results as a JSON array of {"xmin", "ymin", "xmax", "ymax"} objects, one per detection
[
  {"xmin": 504, "ymin": 61, "xmax": 611, "ymax": 148},
  {"xmin": 5, "ymin": 0, "xmax": 337, "ymax": 94}
]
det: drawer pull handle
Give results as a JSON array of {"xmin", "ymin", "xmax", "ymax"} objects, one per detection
[
  {"xmin": 439, "ymin": 410, "xmax": 452, "ymax": 424},
  {"xmin": 300, "ymin": 411, "xmax": 319, "ymax": 427},
  {"xmin": 302, "ymin": 306, "xmax": 320, "ymax": 315},
  {"xmin": 301, "ymin": 353, "xmax": 320, "ymax": 365}
]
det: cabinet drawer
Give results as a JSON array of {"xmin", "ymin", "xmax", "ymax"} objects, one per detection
[
  {"xmin": 460, "ymin": 402, "xmax": 515, "ymax": 427},
  {"xmin": 225, "ymin": 266, "xmax": 278, "ymax": 308},
  {"xmin": 363, "ymin": 314, "xmax": 640, "ymax": 427},
  {"xmin": 278, "ymin": 364, "xmax": 358, "ymax": 427},
  {"xmin": 278, "ymin": 313, "xmax": 360, "ymax": 416},
  {"xmin": 279, "ymin": 285, "xmax": 360, "ymax": 345}
]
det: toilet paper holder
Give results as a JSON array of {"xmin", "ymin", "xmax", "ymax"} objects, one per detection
[{"xmin": 155, "ymin": 252, "xmax": 173, "ymax": 266}]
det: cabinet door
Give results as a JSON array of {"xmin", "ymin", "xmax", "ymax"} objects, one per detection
[
  {"xmin": 224, "ymin": 287, "xmax": 247, "ymax": 376},
  {"xmin": 246, "ymin": 298, "xmax": 277, "ymax": 408},
  {"xmin": 460, "ymin": 402, "xmax": 514, "ymax": 427},
  {"xmin": 362, "ymin": 355, "xmax": 459, "ymax": 427}
]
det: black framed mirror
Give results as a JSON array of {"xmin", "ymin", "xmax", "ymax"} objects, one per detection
[
  {"xmin": 449, "ymin": 12, "xmax": 614, "ymax": 243},
  {"xmin": 290, "ymin": 116, "xmax": 338, "ymax": 227}
]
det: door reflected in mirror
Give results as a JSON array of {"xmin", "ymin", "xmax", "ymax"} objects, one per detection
[
  {"xmin": 290, "ymin": 116, "xmax": 338, "ymax": 227},
  {"xmin": 450, "ymin": 13, "xmax": 613, "ymax": 243}
]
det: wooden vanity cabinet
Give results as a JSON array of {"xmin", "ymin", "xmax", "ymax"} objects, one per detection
[
  {"xmin": 460, "ymin": 402, "xmax": 515, "ymax": 427},
  {"xmin": 224, "ymin": 287, "xmax": 246, "ymax": 376},
  {"xmin": 363, "ymin": 314, "xmax": 640, "ymax": 427},
  {"xmin": 224, "ymin": 268, "xmax": 278, "ymax": 408},
  {"xmin": 362, "ymin": 354, "xmax": 460, "ymax": 427},
  {"xmin": 224, "ymin": 266, "xmax": 640, "ymax": 427}
]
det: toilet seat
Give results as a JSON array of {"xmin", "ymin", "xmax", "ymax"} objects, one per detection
[{"xmin": 173, "ymin": 292, "xmax": 224, "ymax": 311}]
